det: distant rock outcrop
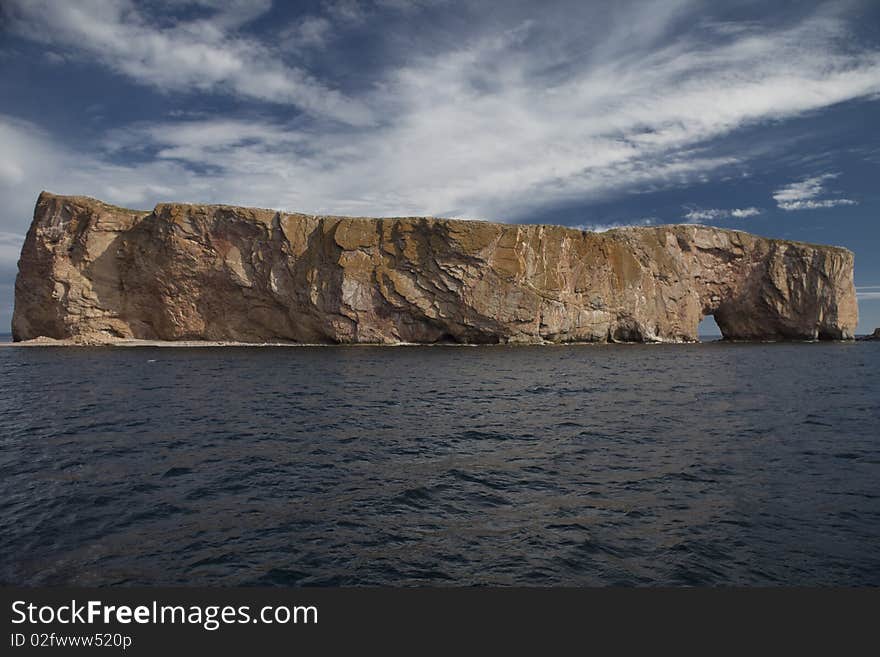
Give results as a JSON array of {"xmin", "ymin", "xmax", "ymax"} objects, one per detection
[
  {"xmin": 857, "ymin": 328, "xmax": 880, "ymax": 341},
  {"xmin": 12, "ymin": 192, "xmax": 858, "ymax": 344}
]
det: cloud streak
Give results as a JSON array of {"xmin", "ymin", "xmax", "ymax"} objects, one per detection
[
  {"xmin": 572, "ymin": 218, "xmax": 658, "ymax": 233},
  {"xmin": 2, "ymin": 0, "xmax": 373, "ymax": 125},
  {"xmin": 0, "ymin": 1, "xmax": 879, "ymax": 244},
  {"xmin": 856, "ymin": 286, "xmax": 880, "ymax": 300},
  {"xmin": 773, "ymin": 173, "xmax": 858, "ymax": 211},
  {"xmin": 683, "ymin": 207, "xmax": 761, "ymax": 221}
]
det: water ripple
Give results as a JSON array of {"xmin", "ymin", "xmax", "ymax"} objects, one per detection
[{"xmin": 1, "ymin": 342, "xmax": 879, "ymax": 586}]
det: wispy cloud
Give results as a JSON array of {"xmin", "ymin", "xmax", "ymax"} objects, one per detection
[
  {"xmin": 776, "ymin": 199, "xmax": 858, "ymax": 211},
  {"xmin": 573, "ymin": 218, "xmax": 658, "ymax": 233},
  {"xmin": 0, "ymin": 113, "xmax": 202, "ymax": 265},
  {"xmin": 0, "ymin": 231, "xmax": 26, "ymax": 270},
  {"xmin": 279, "ymin": 0, "xmax": 443, "ymax": 51},
  {"xmin": 2, "ymin": 2, "xmax": 880, "ymax": 228},
  {"xmin": 280, "ymin": 16, "xmax": 334, "ymax": 50},
  {"xmin": 2, "ymin": 0, "xmax": 373, "ymax": 125},
  {"xmin": 730, "ymin": 207, "xmax": 762, "ymax": 218},
  {"xmin": 0, "ymin": 231, "xmax": 26, "ymax": 245},
  {"xmin": 856, "ymin": 286, "xmax": 880, "ymax": 300},
  {"xmin": 773, "ymin": 173, "xmax": 858, "ymax": 211},
  {"xmin": 683, "ymin": 207, "xmax": 761, "ymax": 221},
  {"xmin": 325, "ymin": 0, "xmax": 368, "ymax": 24}
]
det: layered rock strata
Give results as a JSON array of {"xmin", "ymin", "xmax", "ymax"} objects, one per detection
[{"xmin": 13, "ymin": 192, "xmax": 858, "ymax": 344}]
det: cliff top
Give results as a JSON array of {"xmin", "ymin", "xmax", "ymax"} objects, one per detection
[{"xmin": 34, "ymin": 190, "xmax": 854, "ymax": 256}]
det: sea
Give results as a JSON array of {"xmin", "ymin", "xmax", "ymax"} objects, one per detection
[{"xmin": 1, "ymin": 337, "xmax": 878, "ymax": 586}]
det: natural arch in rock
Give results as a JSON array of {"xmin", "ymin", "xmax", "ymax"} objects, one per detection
[{"xmin": 13, "ymin": 192, "xmax": 858, "ymax": 344}]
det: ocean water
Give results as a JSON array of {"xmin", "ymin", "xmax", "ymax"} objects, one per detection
[{"xmin": 1, "ymin": 341, "xmax": 878, "ymax": 587}]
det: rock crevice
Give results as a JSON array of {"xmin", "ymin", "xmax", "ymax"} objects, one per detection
[{"xmin": 12, "ymin": 192, "xmax": 858, "ymax": 344}]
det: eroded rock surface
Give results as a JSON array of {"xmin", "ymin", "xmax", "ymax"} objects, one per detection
[{"xmin": 13, "ymin": 192, "xmax": 858, "ymax": 344}]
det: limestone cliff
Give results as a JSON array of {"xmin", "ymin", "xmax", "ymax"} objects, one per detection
[{"xmin": 13, "ymin": 192, "xmax": 858, "ymax": 344}]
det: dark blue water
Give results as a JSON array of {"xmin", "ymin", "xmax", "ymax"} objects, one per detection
[{"xmin": 1, "ymin": 342, "xmax": 878, "ymax": 586}]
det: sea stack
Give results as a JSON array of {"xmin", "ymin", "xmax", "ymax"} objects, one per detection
[{"xmin": 12, "ymin": 192, "xmax": 858, "ymax": 344}]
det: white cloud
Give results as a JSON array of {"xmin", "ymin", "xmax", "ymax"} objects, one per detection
[
  {"xmin": 1, "ymin": 4, "xmax": 879, "ymax": 235},
  {"xmin": 279, "ymin": 0, "xmax": 442, "ymax": 52},
  {"xmin": 0, "ymin": 117, "xmax": 63, "ymax": 234},
  {"xmin": 683, "ymin": 207, "xmax": 761, "ymax": 221},
  {"xmin": 684, "ymin": 209, "xmax": 722, "ymax": 221},
  {"xmin": 325, "ymin": 0, "xmax": 367, "ymax": 24},
  {"xmin": 0, "ymin": 114, "xmax": 204, "ymax": 268},
  {"xmin": 773, "ymin": 173, "xmax": 858, "ymax": 211},
  {"xmin": 281, "ymin": 16, "xmax": 334, "ymax": 50},
  {"xmin": 375, "ymin": 0, "xmax": 444, "ymax": 11},
  {"xmin": 573, "ymin": 218, "xmax": 658, "ymax": 233},
  {"xmin": 3, "ymin": 0, "xmax": 373, "ymax": 125},
  {"xmin": 730, "ymin": 207, "xmax": 761, "ymax": 218},
  {"xmin": 776, "ymin": 198, "xmax": 857, "ymax": 211},
  {"xmin": 856, "ymin": 286, "xmax": 880, "ymax": 300},
  {"xmin": 0, "ymin": 160, "xmax": 25, "ymax": 186},
  {"xmin": 0, "ymin": 232, "xmax": 26, "ymax": 270},
  {"xmin": 773, "ymin": 173, "xmax": 836, "ymax": 203},
  {"xmin": 183, "ymin": 0, "xmax": 274, "ymax": 28}
]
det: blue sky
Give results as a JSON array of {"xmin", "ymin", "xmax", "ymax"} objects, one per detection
[{"xmin": 1, "ymin": 0, "xmax": 879, "ymax": 333}]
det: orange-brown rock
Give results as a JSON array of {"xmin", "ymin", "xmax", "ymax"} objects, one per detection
[{"xmin": 12, "ymin": 192, "xmax": 858, "ymax": 344}]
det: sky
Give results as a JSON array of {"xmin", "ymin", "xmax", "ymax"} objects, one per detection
[{"xmin": 1, "ymin": 0, "xmax": 879, "ymax": 334}]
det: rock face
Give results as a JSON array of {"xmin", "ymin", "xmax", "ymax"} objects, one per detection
[{"xmin": 13, "ymin": 192, "xmax": 858, "ymax": 344}]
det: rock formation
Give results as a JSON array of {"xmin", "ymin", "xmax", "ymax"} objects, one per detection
[{"xmin": 13, "ymin": 192, "xmax": 858, "ymax": 344}]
